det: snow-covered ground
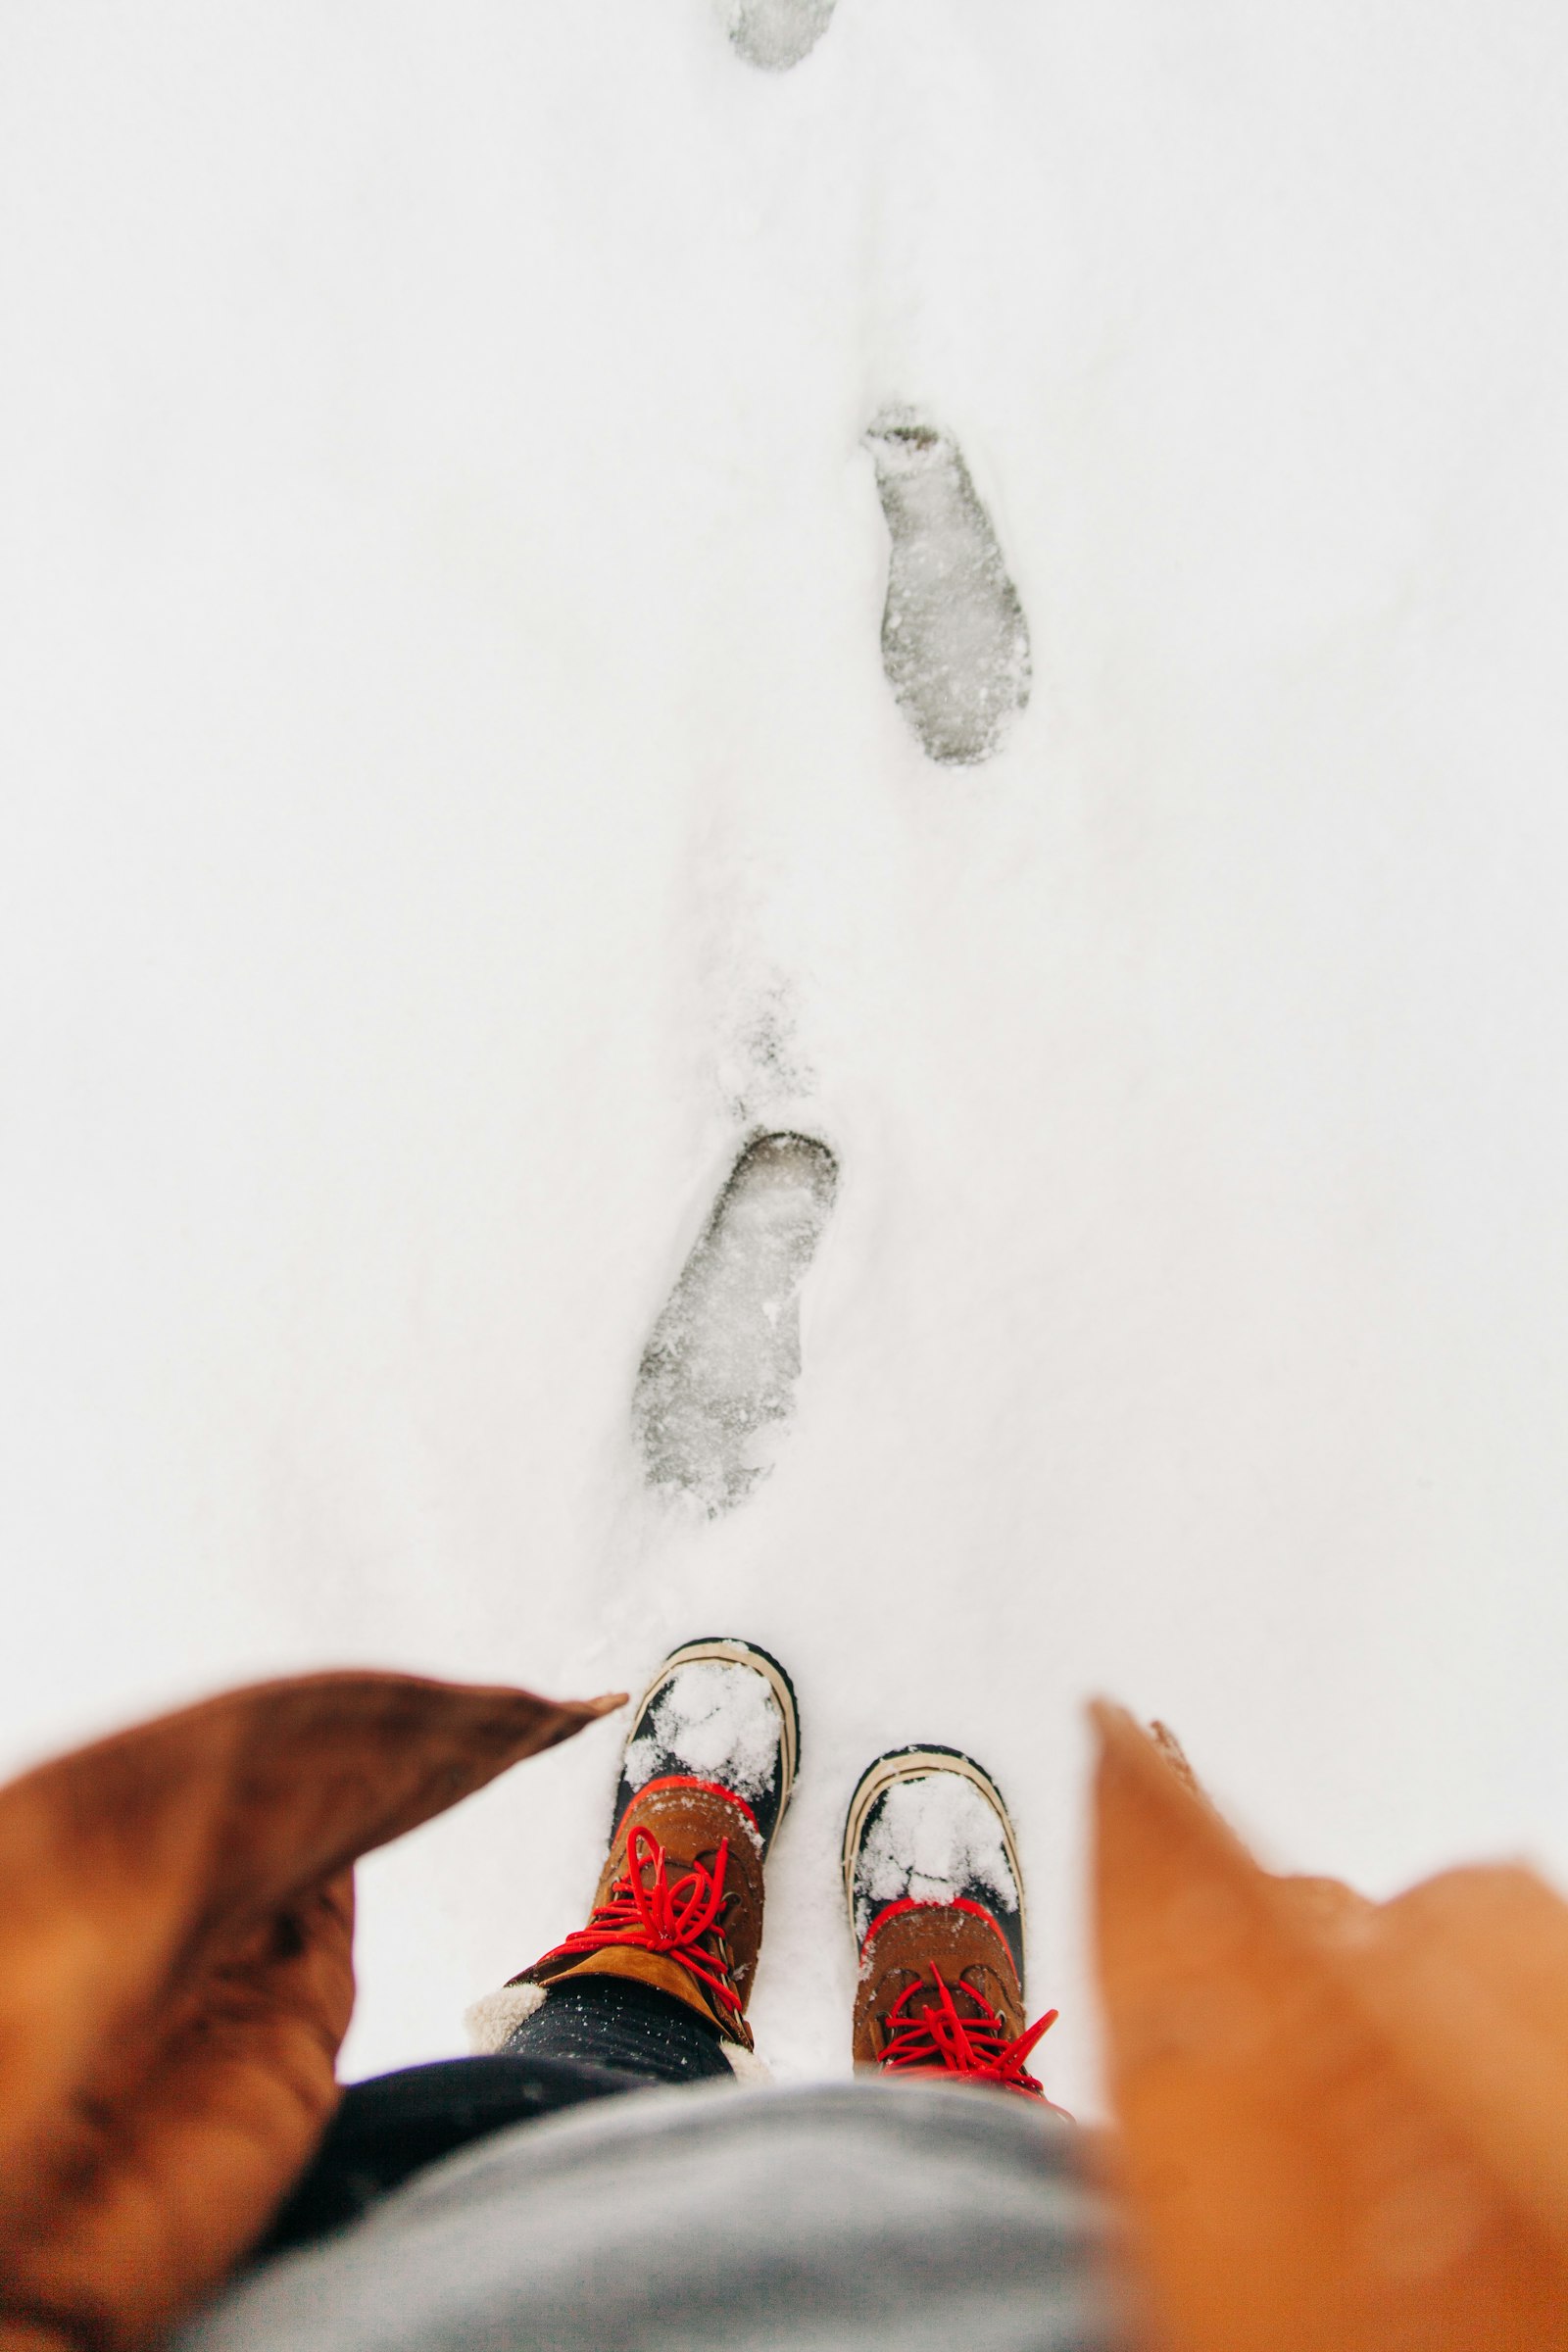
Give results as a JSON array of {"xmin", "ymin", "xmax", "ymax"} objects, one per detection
[{"xmin": 6, "ymin": 3, "xmax": 1568, "ymax": 2120}]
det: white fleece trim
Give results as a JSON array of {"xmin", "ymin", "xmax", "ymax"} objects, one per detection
[
  {"xmin": 720, "ymin": 2040, "xmax": 772, "ymax": 2085},
  {"xmin": 465, "ymin": 1982, "xmax": 547, "ymax": 2054}
]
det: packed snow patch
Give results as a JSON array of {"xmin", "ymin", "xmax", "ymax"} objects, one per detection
[
  {"xmin": 722, "ymin": 0, "xmax": 835, "ymax": 72},
  {"xmin": 854, "ymin": 1774, "xmax": 1019, "ymax": 1944},
  {"xmin": 634, "ymin": 1134, "xmax": 837, "ymax": 1514},
  {"xmin": 865, "ymin": 409, "xmax": 1031, "ymax": 766},
  {"xmin": 623, "ymin": 1660, "xmax": 783, "ymax": 1805}
]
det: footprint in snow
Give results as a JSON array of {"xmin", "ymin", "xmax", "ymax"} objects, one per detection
[
  {"xmin": 866, "ymin": 407, "xmax": 1032, "ymax": 767},
  {"xmin": 634, "ymin": 1132, "xmax": 838, "ymax": 1515},
  {"xmin": 723, "ymin": 0, "xmax": 836, "ymax": 71}
]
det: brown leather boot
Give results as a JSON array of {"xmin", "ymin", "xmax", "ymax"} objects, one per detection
[
  {"xmin": 843, "ymin": 1743, "xmax": 1065, "ymax": 2108},
  {"xmin": 511, "ymin": 1637, "xmax": 799, "ymax": 2054}
]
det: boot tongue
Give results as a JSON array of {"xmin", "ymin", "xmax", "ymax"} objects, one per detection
[{"xmin": 903, "ymin": 1969, "xmax": 987, "ymax": 2023}]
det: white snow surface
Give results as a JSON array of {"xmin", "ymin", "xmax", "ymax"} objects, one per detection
[
  {"xmin": 854, "ymin": 1775, "xmax": 1020, "ymax": 1943},
  {"xmin": 623, "ymin": 1660, "xmax": 784, "ymax": 1805},
  {"xmin": 5, "ymin": 5, "xmax": 1568, "ymax": 2121}
]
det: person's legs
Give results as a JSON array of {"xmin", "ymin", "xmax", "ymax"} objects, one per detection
[
  {"xmin": 261, "ymin": 1636, "xmax": 797, "ymax": 2257},
  {"xmin": 841, "ymin": 1741, "xmax": 1068, "ymax": 2113},
  {"xmin": 220, "ymin": 1736, "xmax": 1097, "ymax": 2344}
]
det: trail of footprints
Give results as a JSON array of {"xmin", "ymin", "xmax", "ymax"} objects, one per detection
[{"xmin": 634, "ymin": 10, "xmax": 1031, "ymax": 1514}]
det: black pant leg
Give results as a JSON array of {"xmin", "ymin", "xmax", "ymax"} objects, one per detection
[
  {"xmin": 503, "ymin": 1976, "xmax": 733, "ymax": 2084},
  {"xmin": 258, "ymin": 1979, "xmax": 730, "ymax": 2258}
]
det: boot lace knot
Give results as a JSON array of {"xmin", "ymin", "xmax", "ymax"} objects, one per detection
[
  {"xmin": 538, "ymin": 1823, "xmax": 745, "ymax": 2027},
  {"xmin": 879, "ymin": 1966, "xmax": 1058, "ymax": 2099}
]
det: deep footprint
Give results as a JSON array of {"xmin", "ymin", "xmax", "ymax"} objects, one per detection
[
  {"xmin": 723, "ymin": 0, "xmax": 836, "ymax": 70},
  {"xmin": 634, "ymin": 1133, "xmax": 838, "ymax": 1515},
  {"xmin": 865, "ymin": 408, "xmax": 1032, "ymax": 766}
]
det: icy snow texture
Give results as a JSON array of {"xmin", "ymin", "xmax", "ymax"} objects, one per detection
[
  {"xmin": 623, "ymin": 1658, "xmax": 783, "ymax": 1803},
  {"xmin": 7, "ymin": 6, "xmax": 1568, "ymax": 2123},
  {"xmin": 853, "ymin": 1774, "xmax": 1020, "ymax": 1945},
  {"xmin": 724, "ymin": 0, "xmax": 835, "ymax": 72},
  {"xmin": 634, "ymin": 1135, "xmax": 838, "ymax": 1514},
  {"xmin": 866, "ymin": 409, "xmax": 1031, "ymax": 765}
]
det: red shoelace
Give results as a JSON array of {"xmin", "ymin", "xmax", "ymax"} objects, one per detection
[
  {"xmin": 535, "ymin": 1823, "xmax": 745, "ymax": 2027},
  {"xmin": 878, "ymin": 1965, "xmax": 1058, "ymax": 2098}
]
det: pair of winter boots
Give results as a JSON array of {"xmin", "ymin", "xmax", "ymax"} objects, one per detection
[{"xmin": 509, "ymin": 1637, "xmax": 1061, "ymax": 2104}]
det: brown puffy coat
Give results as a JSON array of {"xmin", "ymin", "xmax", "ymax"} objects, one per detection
[
  {"xmin": 1095, "ymin": 1702, "xmax": 1568, "ymax": 2348},
  {"xmin": 0, "ymin": 1671, "xmax": 620, "ymax": 2352},
  {"xmin": 1, "ymin": 1674, "xmax": 1566, "ymax": 2349}
]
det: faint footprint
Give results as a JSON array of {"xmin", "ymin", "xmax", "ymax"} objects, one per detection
[
  {"xmin": 716, "ymin": 980, "xmax": 813, "ymax": 1128},
  {"xmin": 634, "ymin": 1133, "xmax": 838, "ymax": 1514},
  {"xmin": 722, "ymin": 0, "xmax": 836, "ymax": 71},
  {"xmin": 865, "ymin": 407, "xmax": 1032, "ymax": 766}
]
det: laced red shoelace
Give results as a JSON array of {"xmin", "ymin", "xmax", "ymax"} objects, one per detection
[
  {"xmin": 534, "ymin": 1823, "xmax": 745, "ymax": 2025},
  {"xmin": 878, "ymin": 1965, "xmax": 1058, "ymax": 2098}
]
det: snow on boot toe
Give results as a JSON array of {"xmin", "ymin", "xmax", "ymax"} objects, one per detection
[
  {"xmin": 866, "ymin": 408, "xmax": 1032, "ymax": 767},
  {"xmin": 844, "ymin": 1744, "xmax": 1026, "ymax": 1972},
  {"xmin": 633, "ymin": 1132, "xmax": 837, "ymax": 1514},
  {"xmin": 615, "ymin": 1637, "xmax": 800, "ymax": 1854}
]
